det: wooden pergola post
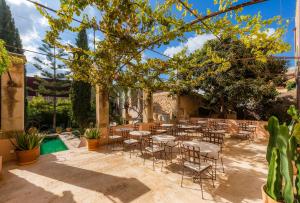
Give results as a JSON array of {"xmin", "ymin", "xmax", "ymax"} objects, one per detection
[
  {"xmin": 142, "ymin": 89, "xmax": 153, "ymax": 123},
  {"xmin": 96, "ymin": 85, "xmax": 109, "ymax": 144}
]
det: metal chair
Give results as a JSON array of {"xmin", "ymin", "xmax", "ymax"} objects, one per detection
[
  {"xmin": 180, "ymin": 143, "xmax": 214, "ymax": 199},
  {"xmin": 201, "ymin": 132, "xmax": 225, "ymax": 179},
  {"xmin": 123, "ymin": 130, "xmax": 141, "ymax": 158},
  {"xmin": 108, "ymin": 127, "xmax": 123, "ymax": 150},
  {"xmin": 237, "ymin": 122, "xmax": 254, "ymax": 141},
  {"xmin": 143, "ymin": 136, "xmax": 166, "ymax": 170}
]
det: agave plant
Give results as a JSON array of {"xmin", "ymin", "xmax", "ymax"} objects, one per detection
[
  {"xmin": 84, "ymin": 128, "xmax": 100, "ymax": 140},
  {"xmin": 266, "ymin": 105, "xmax": 300, "ymax": 203},
  {"xmin": 10, "ymin": 131, "xmax": 44, "ymax": 151}
]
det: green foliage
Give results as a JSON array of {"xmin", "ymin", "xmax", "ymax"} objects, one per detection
[
  {"xmin": 27, "ymin": 96, "xmax": 72, "ymax": 130},
  {"xmin": 0, "ymin": 39, "xmax": 10, "ymax": 75},
  {"xmin": 32, "ymin": 40, "xmax": 70, "ymax": 129},
  {"xmin": 168, "ymin": 38, "xmax": 288, "ymax": 119},
  {"xmin": 0, "ymin": 0, "xmax": 23, "ymax": 54},
  {"xmin": 10, "ymin": 130, "xmax": 44, "ymax": 151},
  {"xmin": 286, "ymin": 80, "xmax": 296, "ymax": 91},
  {"xmin": 70, "ymin": 29, "xmax": 92, "ymax": 128},
  {"xmin": 84, "ymin": 128, "xmax": 100, "ymax": 139},
  {"xmin": 266, "ymin": 105, "xmax": 300, "ymax": 202}
]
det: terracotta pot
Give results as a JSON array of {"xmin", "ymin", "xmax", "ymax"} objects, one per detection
[
  {"xmin": 87, "ymin": 139, "xmax": 99, "ymax": 151},
  {"xmin": 16, "ymin": 147, "xmax": 40, "ymax": 166},
  {"xmin": 261, "ymin": 185, "xmax": 282, "ymax": 203},
  {"xmin": 66, "ymin": 128, "xmax": 72, "ymax": 132},
  {"xmin": 56, "ymin": 128, "xmax": 62, "ymax": 134}
]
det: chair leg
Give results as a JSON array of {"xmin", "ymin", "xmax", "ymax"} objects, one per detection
[
  {"xmin": 221, "ymin": 157, "xmax": 225, "ymax": 173},
  {"xmin": 152, "ymin": 154, "xmax": 155, "ymax": 170},
  {"xmin": 181, "ymin": 165, "xmax": 185, "ymax": 187},
  {"xmin": 199, "ymin": 175, "xmax": 204, "ymax": 199},
  {"xmin": 214, "ymin": 159, "xmax": 217, "ymax": 180},
  {"xmin": 211, "ymin": 168, "xmax": 215, "ymax": 188}
]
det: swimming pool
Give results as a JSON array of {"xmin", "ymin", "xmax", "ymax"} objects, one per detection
[{"xmin": 40, "ymin": 137, "xmax": 68, "ymax": 155}]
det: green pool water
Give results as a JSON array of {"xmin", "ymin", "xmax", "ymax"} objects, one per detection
[{"xmin": 40, "ymin": 137, "xmax": 68, "ymax": 155}]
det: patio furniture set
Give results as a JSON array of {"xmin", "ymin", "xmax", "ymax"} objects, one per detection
[{"xmin": 107, "ymin": 118, "xmax": 257, "ymax": 199}]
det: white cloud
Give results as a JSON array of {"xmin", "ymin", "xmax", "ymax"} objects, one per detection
[
  {"xmin": 265, "ymin": 28, "xmax": 275, "ymax": 36},
  {"xmin": 20, "ymin": 27, "xmax": 42, "ymax": 62},
  {"xmin": 6, "ymin": 0, "xmax": 38, "ymax": 7},
  {"xmin": 38, "ymin": 16, "xmax": 49, "ymax": 27},
  {"xmin": 164, "ymin": 34, "xmax": 216, "ymax": 57}
]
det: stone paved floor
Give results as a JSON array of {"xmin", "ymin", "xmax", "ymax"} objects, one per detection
[{"xmin": 0, "ymin": 136, "xmax": 268, "ymax": 203}]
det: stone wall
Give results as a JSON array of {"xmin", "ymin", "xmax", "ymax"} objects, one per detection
[
  {"xmin": 153, "ymin": 91, "xmax": 203, "ymax": 122},
  {"xmin": 0, "ymin": 54, "xmax": 25, "ymax": 162}
]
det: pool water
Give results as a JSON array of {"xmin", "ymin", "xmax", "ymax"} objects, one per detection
[{"xmin": 40, "ymin": 137, "xmax": 68, "ymax": 155}]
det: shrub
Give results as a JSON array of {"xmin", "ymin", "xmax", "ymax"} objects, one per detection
[
  {"xmin": 286, "ymin": 80, "xmax": 296, "ymax": 91},
  {"xmin": 26, "ymin": 96, "xmax": 72, "ymax": 130}
]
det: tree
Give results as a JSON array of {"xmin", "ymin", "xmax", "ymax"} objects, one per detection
[
  {"xmin": 33, "ymin": 40, "xmax": 70, "ymax": 129},
  {"xmin": 37, "ymin": 0, "xmax": 290, "ymax": 127},
  {"xmin": 174, "ymin": 38, "xmax": 288, "ymax": 119},
  {"xmin": 0, "ymin": 0, "xmax": 23, "ymax": 54},
  {"xmin": 70, "ymin": 29, "xmax": 91, "ymax": 128}
]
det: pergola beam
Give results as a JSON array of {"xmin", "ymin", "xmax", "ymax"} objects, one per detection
[{"xmin": 187, "ymin": 0, "xmax": 268, "ymax": 27}]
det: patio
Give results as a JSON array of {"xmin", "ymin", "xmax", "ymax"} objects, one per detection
[{"xmin": 0, "ymin": 135, "xmax": 267, "ymax": 203}]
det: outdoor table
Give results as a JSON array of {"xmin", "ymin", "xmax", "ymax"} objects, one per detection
[
  {"xmin": 129, "ymin": 131, "xmax": 151, "ymax": 137},
  {"xmin": 179, "ymin": 125, "xmax": 196, "ymax": 129},
  {"xmin": 152, "ymin": 134, "xmax": 176, "ymax": 144},
  {"xmin": 115, "ymin": 127, "xmax": 134, "ymax": 132},
  {"xmin": 239, "ymin": 130, "xmax": 251, "ymax": 135},
  {"xmin": 182, "ymin": 141, "xmax": 220, "ymax": 155},
  {"xmin": 161, "ymin": 124, "xmax": 174, "ymax": 128},
  {"xmin": 210, "ymin": 130, "xmax": 226, "ymax": 134}
]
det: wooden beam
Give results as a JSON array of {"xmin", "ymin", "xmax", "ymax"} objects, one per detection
[{"xmin": 188, "ymin": 0, "xmax": 268, "ymax": 27}]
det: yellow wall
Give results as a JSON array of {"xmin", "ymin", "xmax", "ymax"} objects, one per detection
[{"xmin": 0, "ymin": 55, "xmax": 25, "ymax": 162}]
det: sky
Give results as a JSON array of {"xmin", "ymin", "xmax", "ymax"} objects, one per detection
[{"xmin": 5, "ymin": 0, "xmax": 297, "ymax": 76}]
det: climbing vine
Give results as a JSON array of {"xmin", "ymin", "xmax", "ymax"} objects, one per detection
[
  {"xmin": 0, "ymin": 39, "xmax": 25, "ymax": 76},
  {"xmin": 0, "ymin": 39, "xmax": 10, "ymax": 75}
]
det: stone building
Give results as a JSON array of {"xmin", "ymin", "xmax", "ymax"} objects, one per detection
[{"xmin": 153, "ymin": 91, "xmax": 203, "ymax": 122}]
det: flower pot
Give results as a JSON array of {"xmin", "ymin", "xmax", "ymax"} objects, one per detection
[
  {"xmin": 261, "ymin": 184, "xmax": 282, "ymax": 203},
  {"xmin": 55, "ymin": 127, "xmax": 62, "ymax": 134},
  {"xmin": 86, "ymin": 139, "xmax": 99, "ymax": 151},
  {"xmin": 16, "ymin": 147, "xmax": 40, "ymax": 166},
  {"xmin": 66, "ymin": 128, "xmax": 72, "ymax": 132}
]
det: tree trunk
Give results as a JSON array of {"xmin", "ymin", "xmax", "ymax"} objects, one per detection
[
  {"xmin": 53, "ymin": 96, "xmax": 57, "ymax": 129},
  {"xmin": 96, "ymin": 86, "xmax": 109, "ymax": 144},
  {"xmin": 52, "ymin": 45, "xmax": 57, "ymax": 129},
  {"xmin": 220, "ymin": 95, "xmax": 225, "ymax": 118}
]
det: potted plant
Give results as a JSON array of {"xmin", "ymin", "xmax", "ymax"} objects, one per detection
[
  {"xmin": 10, "ymin": 131, "xmax": 44, "ymax": 165},
  {"xmin": 262, "ymin": 105, "xmax": 300, "ymax": 203},
  {"xmin": 84, "ymin": 128, "xmax": 100, "ymax": 151},
  {"xmin": 56, "ymin": 127, "xmax": 63, "ymax": 134}
]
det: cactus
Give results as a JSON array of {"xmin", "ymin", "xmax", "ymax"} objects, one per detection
[
  {"xmin": 266, "ymin": 105, "xmax": 300, "ymax": 203},
  {"xmin": 266, "ymin": 148, "xmax": 282, "ymax": 200}
]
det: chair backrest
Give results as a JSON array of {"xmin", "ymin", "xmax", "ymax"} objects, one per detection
[
  {"xmin": 238, "ymin": 122, "xmax": 248, "ymax": 131},
  {"xmin": 202, "ymin": 132, "xmax": 224, "ymax": 146},
  {"xmin": 181, "ymin": 143, "xmax": 201, "ymax": 165},
  {"xmin": 121, "ymin": 130, "xmax": 131, "ymax": 139}
]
